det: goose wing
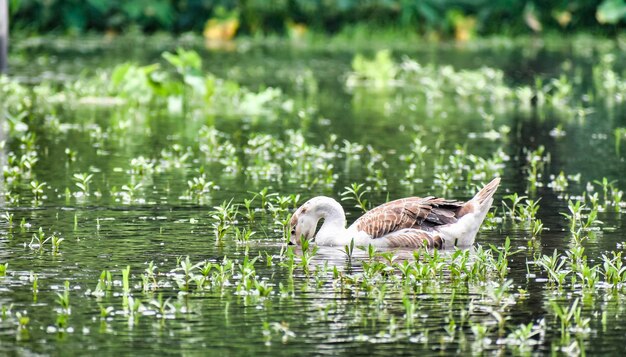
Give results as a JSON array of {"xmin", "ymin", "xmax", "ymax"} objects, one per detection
[
  {"xmin": 380, "ymin": 229, "xmax": 443, "ymax": 248},
  {"xmin": 350, "ymin": 197, "xmax": 464, "ymax": 239}
]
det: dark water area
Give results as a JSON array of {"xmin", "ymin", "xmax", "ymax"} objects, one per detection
[{"xmin": 1, "ymin": 35, "xmax": 626, "ymax": 355}]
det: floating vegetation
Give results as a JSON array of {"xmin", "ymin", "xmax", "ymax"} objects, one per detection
[{"xmin": 346, "ymin": 49, "xmax": 626, "ymax": 125}]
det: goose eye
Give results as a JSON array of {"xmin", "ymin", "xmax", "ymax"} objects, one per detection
[{"xmin": 290, "ymin": 228, "xmax": 296, "ymax": 235}]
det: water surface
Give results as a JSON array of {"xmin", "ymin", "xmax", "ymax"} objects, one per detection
[{"xmin": 1, "ymin": 35, "xmax": 626, "ymax": 355}]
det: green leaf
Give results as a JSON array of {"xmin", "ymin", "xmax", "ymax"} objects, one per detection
[
  {"xmin": 111, "ymin": 63, "xmax": 132, "ymax": 88},
  {"xmin": 62, "ymin": 5, "xmax": 87, "ymax": 31},
  {"xmin": 416, "ymin": 1, "xmax": 440, "ymax": 25},
  {"xmin": 597, "ymin": 0, "xmax": 626, "ymax": 24},
  {"xmin": 87, "ymin": 0, "xmax": 113, "ymax": 13},
  {"xmin": 150, "ymin": 0, "xmax": 174, "ymax": 26},
  {"xmin": 9, "ymin": 0, "xmax": 22, "ymax": 16}
]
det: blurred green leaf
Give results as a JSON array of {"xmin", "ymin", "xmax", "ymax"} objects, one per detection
[
  {"xmin": 597, "ymin": 0, "xmax": 626, "ymax": 24},
  {"xmin": 120, "ymin": 1, "xmax": 143, "ymax": 19},
  {"xmin": 9, "ymin": 0, "xmax": 22, "ymax": 16},
  {"xmin": 162, "ymin": 48, "xmax": 202, "ymax": 74},
  {"xmin": 62, "ymin": 5, "xmax": 87, "ymax": 31},
  {"xmin": 87, "ymin": 0, "xmax": 112, "ymax": 13},
  {"xmin": 8, "ymin": 0, "xmax": 626, "ymax": 35},
  {"xmin": 150, "ymin": 0, "xmax": 174, "ymax": 26},
  {"xmin": 416, "ymin": 1, "xmax": 440, "ymax": 25}
]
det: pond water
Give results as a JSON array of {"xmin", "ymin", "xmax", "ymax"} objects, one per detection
[{"xmin": 1, "ymin": 35, "xmax": 626, "ymax": 355}]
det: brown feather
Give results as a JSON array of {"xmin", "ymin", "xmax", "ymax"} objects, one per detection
[
  {"xmin": 458, "ymin": 177, "xmax": 501, "ymax": 217},
  {"xmin": 354, "ymin": 197, "xmax": 463, "ymax": 239},
  {"xmin": 289, "ymin": 202, "xmax": 310, "ymax": 227},
  {"xmin": 384, "ymin": 229, "xmax": 443, "ymax": 248}
]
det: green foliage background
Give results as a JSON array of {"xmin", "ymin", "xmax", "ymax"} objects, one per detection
[{"xmin": 7, "ymin": 0, "xmax": 626, "ymax": 35}]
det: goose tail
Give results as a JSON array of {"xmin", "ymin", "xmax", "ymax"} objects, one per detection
[
  {"xmin": 439, "ymin": 177, "xmax": 500, "ymax": 248},
  {"xmin": 471, "ymin": 177, "xmax": 501, "ymax": 207}
]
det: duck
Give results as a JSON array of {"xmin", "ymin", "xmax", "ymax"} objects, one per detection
[{"xmin": 288, "ymin": 177, "xmax": 500, "ymax": 249}]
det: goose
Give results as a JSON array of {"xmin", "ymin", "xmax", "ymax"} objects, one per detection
[{"xmin": 288, "ymin": 177, "xmax": 500, "ymax": 249}]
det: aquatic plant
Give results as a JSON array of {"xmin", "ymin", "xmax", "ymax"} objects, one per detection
[
  {"xmin": 347, "ymin": 50, "xmax": 398, "ymax": 89},
  {"xmin": 505, "ymin": 320, "xmax": 545, "ymax": 348},
  {"xmin": 340, "ymin": 183, "xmax": 370, "ymax": 212},
  {"xmin": 129, "ymin": 156, "xmax": 155, "ymax": 176},
  {"xmin": 120, "ymin": 182, "xmax": 143, "ymax": 203},
  {"xmin": 576, "ymin": 263, "xmax": 600, "ymax": 290},
  {"xmin": 1, "ymin": 212, "xmax": 13, "ymax": 226},
  {"xmin": 537, "ymin": 250, "xmax": 569, "ymax": 287},
  {"xmin": 254, "ymin": 279, "xmax": 273, "ymax": 298},
  {"xmin": 489, "ymin": 237, "xmax": 517, "ymax": 279},
  {"xmin": 93, "ymin": 270, "xmax": 113, "ymax": 296},
  {"xmin": 50, "ymin": 233, "xmax": 64, "ymax": 253},
  {"xmin": 550, "ymin": 298, "xmax": 580, "ymax": 340},
  {"xmin": 149, "ymin": 293, "xmax": 176, "ymax": 318},
  {"xmin": 601, "ymin": 252, "xmax": 626, "ymax": 286},
  {"xmin": 234, "ymin": 227, "xmax": 255, "ymax": 243},
  {"xmin": 236, "ymin": 255, "xmax": 260, "ymax": 294},
  {"xmin": 530, "ymin": 219, "xmax": 544, "ymax": 239},
  {"xmin": 29, "ymin": 180, "xmax": 46, "ymax": 202},
  {"xmin": 15, "ymin": 311, "xmax": 30, "ymax": 331},
  {"xmin": 242, "ymin": 196, "xmax": 257, "ymax": 221},
  {"xmin": 72, "ymin": 173, "xmax": 93, "ymax": 197},
  {"xmin": 594, "ymin": 177, "xmax": 615, "ymax": 209},
  {"xmin": 298, "ymin": 238, "xmax": 318, "ymax": 275},
  {"xmin": 343, "ymin": 238, "xmax": 355, "ymax": 265},
  {"xmin": 525, "ymin": 146, "xmax": 549, "ymax": 191},
  {"xmin": 28, "ymin": 227, "xmax": 49, "ymax": 250},
  {"xmin": 517, "ymin": 199, "xmax": 541, "ymax": 222},
  {"xmin": 187, "ymin": 175, "xmax": 215, "ymax": 199},
  {"xmin": 56, "ymin": 281, "xmax": 71, "ymax": 314},
  {"xmin": 211, "ymin": 200, "xmax": 238, "ymax": 242},
  {"xmin": 122, "ymin": 266, "xmax": 131, "ymax": 294},
  {"xmin": 31, "ymin": 273, "xmax": 38, "ymax": 295},
  {"xmin": 173, "ymin": 257, "xmax": 204, "ymax": 292},
  {"xmin": 549, "ymin": 171, "xmax": 568, "ymax": 191},
  {"xmin": 502, "ymin": 193, "xmax": 527, "ymax": 220},
  {"xmin": 561, "ymin": 200, "xmax": 601, "ymax": 233}
]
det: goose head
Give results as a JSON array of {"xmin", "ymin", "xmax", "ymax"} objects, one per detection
[
  {"xmin": 288, "ymin": 201, "xmax": 317, "ymax": 245},
  {"xmin": 288, "ymin": 196, "xmax": 348, "ymax": 245}
]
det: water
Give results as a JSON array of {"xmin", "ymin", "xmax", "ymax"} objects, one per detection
[{"xmin": 1, "ymin": 35, "xmax": 626, "ymax": 355}]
